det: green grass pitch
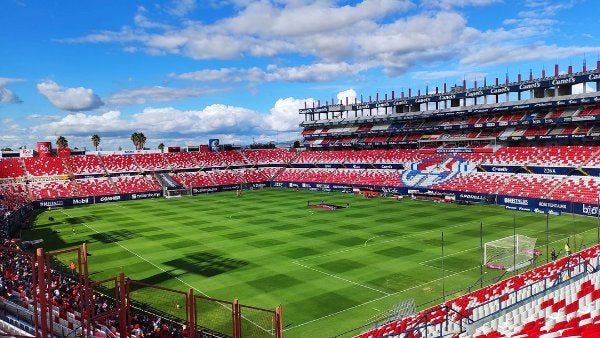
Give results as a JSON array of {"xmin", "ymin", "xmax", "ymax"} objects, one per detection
[{"xmin": 24, "ymin": 188, "xmax": 600, "ymax": 337}]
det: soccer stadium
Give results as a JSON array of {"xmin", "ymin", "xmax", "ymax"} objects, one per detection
[
  {"xmin": 2, "ymin": 59, "xmax": 600, "ymax": 338},
  {"xmin": 0, "ymin": 58, "xmax": 600, "ymax": 338}
]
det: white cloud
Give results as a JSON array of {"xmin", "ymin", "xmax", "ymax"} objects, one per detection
[
  {"xmin": 337, "ymin": 89, "xmax": 357, "ymax": 105},
  {"xmin": 173, "ymin": 62, "xmax": 366, "ymax": 83},
  {"xmin": 57, "ymin": 0, "xmax": 600, "ymax": 82},
  {"xmin": 0, "ymin": 77, "xmax": 24, "ymax": 104},
  {"xmin": 107, "ymin": 86, "xmax": 229, "ymax": 105},
  {"xmin": 264, "ymin": 97, "xmax": 307, "ymax": 132},
  {"xmin": 460, "ymin": 44, "xmax": 600, "ymax": 67},
  {"xmin": 166, "ymin": 0, "xmax": 197, "ymax": 17},
  {"xmin": 37, "ymin": 80, "xmax": 104, "ymax": 111},
  {"xmin": 30, "ymin": 95, "xmax": 312, "ymax": 144}
]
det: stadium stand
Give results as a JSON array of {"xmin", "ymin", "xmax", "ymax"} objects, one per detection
[
  {"xmin": 132, "ymin": 153, "xmax": 169, "ymax": 171},
  {"xmin": 0, "ymin": 158, "xmax": 25, "ymax": 178},
  {"xmin": 66, "ymin": 155, "xmax": 105, "ymax": 175},
  {"xmin": 74, "ymin": 177, "xmax": 117, "ymax": 197},
  {"xmin": 112, "ymin": 175, "xmax": 161, "ymax": 194},
  {"xmin": 100, "ymin": 154, "xmax": 139, "ymax": 173},
  {"xmin": 163, "ymin": 152, "xmax": 200, "ymax": 170},
  {"xmin": 23, "ymin": 157, "xmax": 67, "ymax": 176},
  {"xmin": 241, "ymin": 148, "xmax": 297, "ymax": 165},
  {"xmin": 356, "ymin": 245, "xmax": 600, "ymax": 338}
]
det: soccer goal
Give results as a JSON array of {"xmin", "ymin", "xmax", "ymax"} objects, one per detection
[
  {"xmin": 164, "ymin": 188, "xmax": 192, "ymax": 198},
  {"xmin": 484, "ymin": 235, "xmax": 538, "ymax": 271}
]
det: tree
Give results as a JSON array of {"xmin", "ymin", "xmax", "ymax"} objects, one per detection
[
  {"xmin": 293, "ymin": 140, "xmax": 301, "ymax": 148},
  {"xmin": 130, "ymin": 132, "xmax": 147, "ymax": 150},
  {"xmin": 158, "ymin": 143, "xmax": 165, "ymax": 152},
  {"xmin": 56, "ymin": 136, "xmax": 69, "ymax": 149},
  {"xmin": 1, "ymin": 147, "xmax": 12, "ymax": 151},
  {"xmin": 91, "ymin": 134, "xmax": 101, "ymax": 151}
]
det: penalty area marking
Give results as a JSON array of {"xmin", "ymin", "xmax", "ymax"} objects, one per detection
[
  {"xmin": 292, "ymin": 260, "xmax": 390, "ymax": 296},
  {"xmin": 283, "ymin": 263, "xmax": 483, "ymax": 332}
]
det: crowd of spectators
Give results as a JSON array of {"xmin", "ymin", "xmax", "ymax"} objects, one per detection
[{"xmin": 0, "ymin": 205, "xmax": 195, "ymax": 338}]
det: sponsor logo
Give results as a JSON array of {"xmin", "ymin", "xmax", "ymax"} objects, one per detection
[
  {"xmin": 539, "ymin": 201, "xmax": 567, "ymax": 210},
  {"xmin": 273, "ymin": 182, "xmax": 283, "ymax": 187},
  {"xmin": 357, "ymin": 104, "xmax": 371, "ymax": 109},
  {"xmin": 132, "ymin": 192, "xmax": 161, "ymax": 199},
  {"xmin": 491, "ymin": 167, "xmax": 509, "ymax": 172},
  {"xmin": 252, "ymin": 183, "xmax": 267, "ymax": 188},
  {"xmin": 518, "ymin": 206, "xmax": 532, "ymax": 212},
  {"xmin": 72, "ymin": 198, "xmax": 90, "ymax": 205},
  {"xmin": 193, "ymin": 187, "xmax": 218, "ymax": 193},
  {"xmin": 459, "ymin": 194, "xmax": 485, "ymax": 200},
  {"xmin": 100, "ymin": 195, "xmax": 121, "ymax": 202},
  {"xmin": 534, "ymin": 102, "xmax": 553, "ymax": 107},
  {"xmin": 534, "ymin": 208, "xmax": 545, "ymax": 214},
  {"xmin": 382, "ymin": 187, "xmax": 400, "ymax": 194},
  {"xmin": 582, "ymin": 204, "xmax": 599, "ymax": 216},
  {"xmin": 491, "ymin": 87, "xmax": 510, "ymax": 94},
  {"xmin": 504, "ymin": 197, "xmax": 529, "ymax": 206},
  {"xmin": 465, "ymin": 91, "xmax": 484, "ymax": 97},
  {"xmin": 415, "ymin": 97, "xmax": 430, "ymax": 103},
  {"xmin": 316, "ymin": 184, "xmax": 330, "ymax": 189},
  {"xmin": 40, "ymin": 200, "xmax": 64, "ymax": 207},
  {"xmin": 551, "ymin": 77, "xmax": 576, "ymax": 85},
  {"xmin": 394, "ymin": 100, "xmax": 408, "ymax": 105},
  {"xmin": 380, "ymin": 165, "xmax": 392, "ymax": 169},
  {"xmin": 352, "ymin": 165, "xmax": 360, "ymax": 169},
  {"xmin": 588, "ymin": 74, "xmax": 600, "ymax": 81},
  {"xmin": 438, "ymin": 94, "xmax": 456, "ymax": 100},
  {"xmin": 332, "ymin": 185, "xmax": 350, "ymax": 189},
  {"xmin": 548, "ymin": 210, "xmax": 561, "ymax": 216},
  {"xmin": 543, "ymin": 168, "xmax": 557, "ymax": 174},
  {"xmin": 519, "ymin": 82, "xmax": 541, "ymax": 90},
  {"xmin": 314, "ymin": 107, "xmax": 328, "ymax": 112}
]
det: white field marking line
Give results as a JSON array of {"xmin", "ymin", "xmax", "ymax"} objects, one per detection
[
  {"xmin": 59, "ymin": 210, "xmax": 211, "ymax": 297},
  {"xmin": 294, "ymin": 221, "xmax": 474, "ymax": 263},
  {"xmin": 59, "ymin": 209, "xmax": 273, "ymax": 334},
  {"xmin": 418, "ymin": 246, "xmax": 479, "ymax": 265},
  {"xmin": 364, "ymin": 236, "xmax": 379, "ymax": 247},
  {"xmin": 283, "ymin": 264, "xmax": 482, "ymax": 332},
  {"xmin": 291, "ymin": 261, "xmax": 390, "ymax": 296}
]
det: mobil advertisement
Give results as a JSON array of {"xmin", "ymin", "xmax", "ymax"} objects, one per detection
[{"xmin": 33, "ymin": 191, "xmax": 163, "ymax": 208}]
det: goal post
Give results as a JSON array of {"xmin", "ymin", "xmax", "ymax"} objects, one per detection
[
  {"xmin": 484, "ymin": 234, "xmax": 538, "ymax": 271},
  {"xmin": 163, "ymin": 187, "xmax": 192, "ymax": 198}
]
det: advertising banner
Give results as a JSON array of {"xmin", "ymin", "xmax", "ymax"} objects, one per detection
[{"xmin": 37, "ymin": 142, "xmax": 52, "ymax": 157}]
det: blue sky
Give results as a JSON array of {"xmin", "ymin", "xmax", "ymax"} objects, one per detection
[{"xmin": 1, "ymin": 0, "xmax": 599, "ymax": 151}]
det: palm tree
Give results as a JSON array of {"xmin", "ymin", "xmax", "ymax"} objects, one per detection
[
  {"xmin": 91, "ymin": 134, "xmax": 101, "ymax": 151},
  {"xmin": 130, "ymin": 132, "xmax": 139, "ymax": 150},
  {"xmin": 130, "ymin": 132, "xmax": 147, "ymax": 150},
  {"xmin": 158, "ymin": 143, "xmax": 165, "ymax": 153},
  {"xmin": 56, "ymin": 136, "xmax": 68, "ymax": 149}
]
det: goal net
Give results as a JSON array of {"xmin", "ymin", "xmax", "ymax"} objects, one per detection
[
  {"xmin": 484, "ymin": 235, "xmax": 537, "ymax": 271},
  {"xmin": 164, "ymin": 188, "xmax": 192, "ymax": 198}
]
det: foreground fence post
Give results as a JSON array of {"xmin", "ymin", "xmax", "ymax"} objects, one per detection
[
  {"xmin": 119, "ymin": 272, "xmax": 128, "ymax": 338},
  {"xmin": 37, "ymin": 248, "xmax": 49, "ymax": 338},
  {"xmin": 187, "ymin": 289, "xmax": 195, "ymax": 338},
  {"xmin": 275, "ymin": 304, "xmax": 283, "ymax": 338},
  {"xmin": 83, "ymin": 242, "xmax": 92, "ymax": 337},
  {"xmin": 232, "ymin": 299, "xmax": 242, "ymax": 338}
]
